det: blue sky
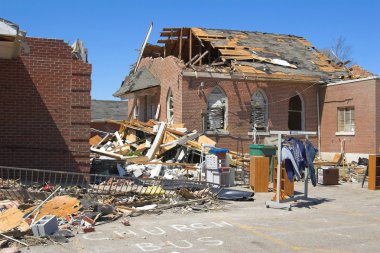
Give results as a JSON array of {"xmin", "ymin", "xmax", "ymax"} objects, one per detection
[{"xmin": 3, "ymin": 0, "xmax": 380, "ymax": 100}]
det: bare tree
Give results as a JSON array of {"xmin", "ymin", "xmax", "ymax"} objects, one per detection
[{"xmin": 321, "ymin": 36, "xmax": 353, "ymax": 66}]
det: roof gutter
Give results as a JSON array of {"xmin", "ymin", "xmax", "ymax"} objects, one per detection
[
  {"xmin": 322, "ymin": 76, "xmax": 380, "ymax": 87},
  {"xmin": 182, "ymin": 70, "xmax": 324, "ymax": 83}
]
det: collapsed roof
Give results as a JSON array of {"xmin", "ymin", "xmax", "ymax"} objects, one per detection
[
  {"xmin": 349, "ymin": 64, "xmax": 375, "ymax": 78},
  {"xmin": 115, "ymin": 27, "xmax": 351, "ymax": 97},
  {"xmin": 114, "ymin": 65, "xmax": 160, "ymax": 97}
]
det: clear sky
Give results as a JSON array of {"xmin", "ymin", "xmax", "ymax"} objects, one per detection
[{"xmin": 3, "ymin": 0, "xmax": 380, "ymax": 100}]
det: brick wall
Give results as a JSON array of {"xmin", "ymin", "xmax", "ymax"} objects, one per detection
[
  {"xmin": 319, "ymin": 79, "xmax": 377, "ymax": 155},
  {"xmin": 127, "ymin": 56, "xmax": 183, "ymax": 123},
  {"xmin": 124, "ymin": 56, "xmax": 324, "ymax": 153},
  {"xmin": 0, "ymin": 37, "xmax": 91, "ymax": 173},
  {"xmin": 181, "ymin": 77, "xmax": 319, "ymax": 151}
]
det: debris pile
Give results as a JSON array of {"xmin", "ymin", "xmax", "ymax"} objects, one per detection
[
  {"xmin": 90, "ymin": 119, "xmax": 217, "ymax": 180},
  {"xmin": 0, "ymin": 183, "xmax": 218, "ymax": 249}
]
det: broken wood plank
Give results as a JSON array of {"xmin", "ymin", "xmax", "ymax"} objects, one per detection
[
  {"xmin": 154, "ymin": 104, "xmax": 160, "ymax": 120},
  {"xmin": 160, "ymin": 132, "xmax": 200, "ymax": 148},
  {"xmin": 136, "ymin": 143, "xmax": 147, "ymax": 152},
  {"xmin": 89, "ymin": 135, "xmax": 102, "ymax": 146},
  {"xmin": 146, "ymin": 122, "xmax": 166, "ymax": 160},
  {"xmin": 198, "ymin": 135, "xmax": 216, "ymax": 146},
  {"xmin": 126, "ymin": 130, "xmax": 137, "ymax": 143},
  {"xmin": 161, "ymin": 131, "xmax": 179, "ymax": 152},
  {"xmin": 90, "ymin": 147, "xmax": 126, "ymax": 160},
  {"xmin": 189, "ymin": 29, "xmax": 192, "ymax": 64},
  {"xmin": 0, "ymin": 207, "xmax": 30, "ymax": 233},
  {"xmin": 115, "ymin": 131, "xmax": 124, "ymax": 146},
  {"xmin": 25, "ymin": 195, "xmax": 82, "ymax": 221},
  {"xmin": 191, "ymin": 51, "xmax": 208, "ymax": 66},
  {"xmin": 125, "ymin": 156, "xmax": 149, "ymax": 163},
  {"xmin": 185, "ymin": 53, "xmax": 200, "ymax": 67}
]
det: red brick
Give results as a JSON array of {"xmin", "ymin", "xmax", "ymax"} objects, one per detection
[{"xmin": 0, "ymin": 37, "xmax": 91, "ymax": 173}]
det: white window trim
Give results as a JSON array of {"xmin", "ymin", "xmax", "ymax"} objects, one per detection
[
  {"xmin": 166, "ymin": 89, "xmax": 174, "ymax": 124},
  {"xmin": 335, "ymin": 131, "xmax": 355, "ymax": 136},
  {"xmin": 337, "ymin": 107, "xmax": 355, "ymax": 133},
  {"xmin": 248, "ymin": 131, "xmax": 271, "ymax": 136},
  {"xmin": 205, "ymin": 130, "xmax": 230, "ymax": 136}
]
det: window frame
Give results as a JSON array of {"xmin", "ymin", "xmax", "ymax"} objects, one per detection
[
  {"xmin": 336, "ymin": 106, "xmax": 355, "ymax": 136},
  {"xmin": 288, "ymin": 93, "xmax": 305, "ymax": 131}
]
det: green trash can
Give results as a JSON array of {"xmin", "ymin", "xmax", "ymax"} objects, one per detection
[
  {"xmin": 249, "ymin": 144, "xmax": 276, "ymax": 156},
  {"xmin": 249, "ymin": 144, "xmax": 277, "ymax": 182}
]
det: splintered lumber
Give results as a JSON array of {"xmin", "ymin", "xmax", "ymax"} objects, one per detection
[
  {"xmin": 160, "ymin": 132, "xmax": 179, "ymax": 152},
  {"xmin": 171, "ymin": 123, "xmax": 184, "ymax": 128},
  {"xmin": 24, "ymin": 196, "xmax": 82, "ymax": 221},
  {"xmin": 23, "ymin": 186, "xmax": 62, "ymax": 219},
  {"xmin": 161, "ymin": 132, "xmax": 200, "ymax": 148},
  {"xmin": 154, "ymin": 104, "xmax": 160, "ymax": 120},
  {"xmin": 126, "ymin": 130, "xmax": 137, "ymax": 142},
  {"xmin": 198, "ymin": 135, "xmax": 216, "ymax": 146},
  {"xmin": 89, "ymin": 135, "xmax": 102, "ymax": 146},
  {"xmin": 166, "ymin": 127, "xmax": 187, "ymax": 136},
  {"xmin": 115, "ymin": 131, "xmax": 124, "ymax": 146},
  {"xmin": 0, "ymin": 207, "xmax": 30, "ymax": 233},
  {"xmin": 146, "ymin": 122, "xmax": 166, "ymax": 160},
  {"xmin": 125, "ymin": 156, "xmax": 149, "ymax": 163},
  {"xmin": 136, "ymin": 143, "xmax": 147, "ymax": 152},
  {"xmin": 90, "ymin": 147, "xmax": 127, "ymax": 160}
]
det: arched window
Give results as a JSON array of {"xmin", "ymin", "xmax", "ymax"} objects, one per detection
[
  {"xmin": 167, "ymin": 89, "xmax": 174, "ymax": 123},
  {"xmin": 206, "ymin": 87, "xmax": 227, "ymax": 130},
  {"xmin": 250, "ymin": 90, "xmax": 268, "ymax": 132},
  {"xmin": 288, "ymin": 94, "xmax": 304, "ymax": 130}
]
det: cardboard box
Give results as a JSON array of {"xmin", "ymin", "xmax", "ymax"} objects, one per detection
[{"xmin": 318, "ymin": 167, "xmax": 339, "ymax": 185}]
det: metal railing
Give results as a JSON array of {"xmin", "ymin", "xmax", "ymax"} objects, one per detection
[{"xmin": 0, "ymin": 166, "xmax": 223, "ymax": 201}]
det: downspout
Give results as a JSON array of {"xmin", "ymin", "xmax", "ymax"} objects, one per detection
[{"xmin": 317, "ymin": 89, "xmax": 321, "ymax": 157}]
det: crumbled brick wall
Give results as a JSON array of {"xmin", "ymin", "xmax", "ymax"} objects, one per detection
[
  {"xmin": 0, "ymin": 37, "xmax": 91, "ymax": 173},
  {"xmin": 319, "ymin": 79, "xmax": 377, "ymax": 154},
  {"xmin": 181, "ymin": 77, "xmax": 319, "ymax": 150}
]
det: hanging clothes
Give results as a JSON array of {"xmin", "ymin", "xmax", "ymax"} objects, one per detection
[
  {"xmin": 282, "ymin": 146, "xmax": 301, "ymax": 181},
  {"xmin": 305, "ymin": 139, "xmax": 318, "ymax": 186},
  {"xmin": 288, "ymin": 137, "xmax": 307, "ymax": 171}
]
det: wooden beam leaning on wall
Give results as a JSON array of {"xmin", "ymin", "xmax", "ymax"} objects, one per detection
[
  {"xmin": 188, "ymin": 28, "xmax": 192, "ymax": 64},
  {"xmin": 178, "ymin": 28, "xmax": 183, "ymax": 60}
]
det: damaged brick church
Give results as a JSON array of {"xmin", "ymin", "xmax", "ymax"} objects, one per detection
[{"xmin": 114, "ymin": 27, "xmax": 379, "ymax": 161}]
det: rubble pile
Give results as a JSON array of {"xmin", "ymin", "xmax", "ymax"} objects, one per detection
[
  {"xmin": 0, "ymin": 185, "xmax": 219, "ymax": 249},
  {"xmin": 90, "ymin": 119, "xmax": 217, "ymax": 180}
]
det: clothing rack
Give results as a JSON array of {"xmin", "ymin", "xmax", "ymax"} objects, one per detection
[{"xmin": 265, "ymin": 130, "xmax": 317, "ymax": 211}]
